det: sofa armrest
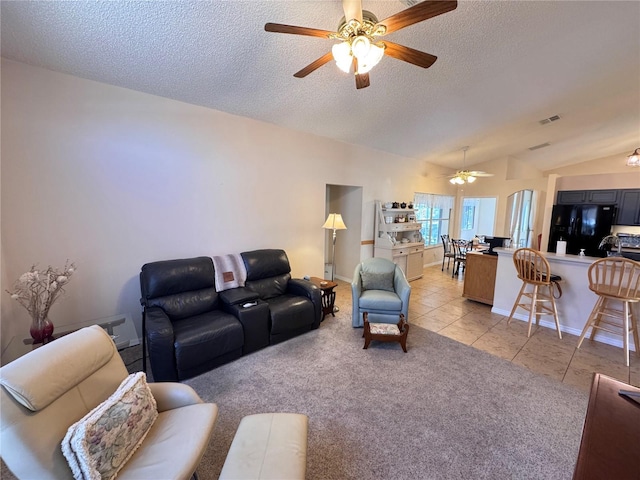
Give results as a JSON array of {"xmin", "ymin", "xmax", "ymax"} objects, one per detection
[
  {"xmin": 145, "ymin": 306, "xmax": 178, "ymax": 382},
  {"xmin": 393, "ymin": 266, "xmax": 412, "ymax": 316},
  {"xmin": 148, "ymin": 382, "xmax": 204, "ymax": 412},
  {"xmin": 288, "ymin": 279, "xmax": 322, "ymax": 327},
  {"xmin": 351, "ymin": 264, "xmax": 363, "ymax": 327},
  {"xmin": 219, "ymin": 287, "xmax": 260, "ymax": 306},
  {"xmin": 287, "ymin": 278, "xmax": 318, "ymax": 299}
]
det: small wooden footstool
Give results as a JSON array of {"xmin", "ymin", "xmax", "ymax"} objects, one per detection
[{"xmin": 363, "ymin": 312, "xmax": 409, "ymax": 352}]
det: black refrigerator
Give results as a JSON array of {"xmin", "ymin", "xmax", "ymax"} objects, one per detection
[{"xmin": 548, "ymin": 204, "xmax": 616, "ymax": 257}]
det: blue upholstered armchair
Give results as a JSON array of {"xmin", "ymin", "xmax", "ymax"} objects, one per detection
[{"xmin": 351, "ymin": 257, "xmax": 411, "ymax": 327}]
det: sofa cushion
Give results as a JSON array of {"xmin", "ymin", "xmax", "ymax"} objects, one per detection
[
  {"xmin": 360, "ymin": 271, "xmax": 395, "ymax": 292},
  {"xmin": 173, "ymin": 311, "xmax": 243, "ymax": 372},
  {"xmin": 61, "ymin": 372, "xmax": 158, "ymax": 480},
  {"xmin": 358, "ymin": 290, "xmax": 402, "ymax": 311},
  {"xmin": 146, "ymin": 288, "xmax": 219, "ymax": 320},
  {"xmin": 0, "ymin": 325, "xmax": 115, "ymax": 412},
  {"xmin": 245, "ymin": 273, "xmax": 291, "ymax": 300},
  {"xmin": 267, "ymin": 295, "xmax": 315, "ymax": 335},
  {"xmin": 141, "ymin": 257, "xmax": 214, "ymax": 299},
  {"xmin": 120, "ymin": 402, "xmax": 218, "ymax": 479},
  {"xmin": 218, "ymin": 287, "xmax": 260, "ymax": 306},
  {"xmin": 242, "ymin": 249, "xmax": 291, "ymax": 280}
]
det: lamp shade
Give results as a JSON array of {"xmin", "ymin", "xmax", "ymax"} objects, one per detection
[
  {"xmin": 627, "ymin": 148, "xmax": 640, "ymax": 167},
  {"xmin": 322, "ymin": 213, "xmax": 347, "ymax": 230}
]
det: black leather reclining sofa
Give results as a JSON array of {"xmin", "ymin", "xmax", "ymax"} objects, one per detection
[{"xmin": 140, "ymin": 249, "xmax": 322, "ymax": 382}]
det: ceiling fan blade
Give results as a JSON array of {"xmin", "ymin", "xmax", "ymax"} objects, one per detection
[
  {"xmin": 375, "ymin": 0, "xmax": 458, "ymax": 35},
  {"xmin": 293, "ymin": 51, "xmax": 335, "ymax": 78},
  {"xmin": 265, "ymin": 23, "xmax": 335, "ymax": 39},
  {"xmin": 382, "ymin": 41, "xmax": 437, "ymax": 69},
  {"xmin": 351, "ymin": 57, "xmax": 370, "ymax": 89},
  {"xmin": 355, "ymin": 73, "xmax": 370, "ymax": 89},
  {"xmin": 469, "ymin": 172, "xmax": 495, "ymax": 177},
  {"xmin": 343, "ymin": 0, "xmax": 363, "ymax": 23}
]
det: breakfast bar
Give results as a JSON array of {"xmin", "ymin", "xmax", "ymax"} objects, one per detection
[{"xmin": 491, "ymin": 248, "xmax": 638, "ymax": 351}]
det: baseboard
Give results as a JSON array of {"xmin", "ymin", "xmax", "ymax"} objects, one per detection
[{"xmin": 490, "ymin": 307, "xmax": 637, "ymax": 352}]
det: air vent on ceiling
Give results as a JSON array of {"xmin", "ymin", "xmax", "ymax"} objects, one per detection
[
  {"xmin": 538, "ymin": 114, "xmax": 561, "ymax": 125},
  {"xmin": 400, "ymin": 0, "xmax": 420, "ymax": 6},
  {"xmin": 529, "ymin": 142, "xmax": 551, "ymax": 151}
]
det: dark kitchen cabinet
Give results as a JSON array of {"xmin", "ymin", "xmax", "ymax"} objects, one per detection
[
  {"xmin": 617, "ymin": 189, "xmax": 640, "ymax": 225},
  {"xmin": 556, "ymin": 189, "xmax": 619, "ymax": 205},
  {"xmin": 556, "ymin": 190, "xmax": 586, "ymax": 204}
]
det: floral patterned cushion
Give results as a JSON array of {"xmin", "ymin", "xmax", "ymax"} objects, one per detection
[
  {"xmin": 61, "ymin": 372, "xmax": 158, "ymax": 480},
  {"xmin": 369, "ymin": 322, "xmax": 401, "ymax": 336}
]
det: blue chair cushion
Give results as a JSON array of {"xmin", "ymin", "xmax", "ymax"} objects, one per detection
[{"xmin": 359, "ymin": 290, "xmax": 402, "ymax": 311}]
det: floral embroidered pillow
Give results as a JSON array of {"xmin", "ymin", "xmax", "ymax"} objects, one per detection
[{"xmin": 61, "ymin": 372, "xmax": 158, "ymax": 480}]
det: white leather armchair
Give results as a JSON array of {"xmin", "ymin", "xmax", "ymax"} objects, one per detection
[{"xmin": 0, "ymin": 325, "xmax": 218, "ymax": 479}]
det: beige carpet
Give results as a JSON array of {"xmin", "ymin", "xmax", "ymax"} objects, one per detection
[{"xmin": 185, "ymin": 311, "xmax": 588, "ymax": 480}]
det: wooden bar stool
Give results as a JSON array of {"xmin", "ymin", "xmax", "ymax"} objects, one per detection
[
  {"xmin": 577, "ymin": 257, "xmax": 640, "ymax": 366},
  {"xmin": 507, "ymin": 248, "xmax": 562, "ymax": 338}
]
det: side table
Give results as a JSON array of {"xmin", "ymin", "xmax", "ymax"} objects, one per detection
[
  {"xmin": 573, "ymin": 373, "xmax": 640, "ymax": 479},
  {"xmin": 1, "ymin": 316, "xmax": 128, "ymax": 366},
  {"xmin": 309, "ymin": 277, "xmax": 337, "ymax": 320}
]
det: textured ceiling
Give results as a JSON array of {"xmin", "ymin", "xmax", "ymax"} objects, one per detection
[{"xmin": 2, "ymin": 1, "xmax": 639, "ymax": 171}]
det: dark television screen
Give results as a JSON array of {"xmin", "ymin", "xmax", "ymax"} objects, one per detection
[{"xmin": 484, "ymin": 236, "xmax": 511, "ymax": 255}]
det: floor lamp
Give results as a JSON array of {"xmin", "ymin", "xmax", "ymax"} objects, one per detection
[{"xmin": 322, "ymin": 213, "xmax": 347, "ymax": 282}]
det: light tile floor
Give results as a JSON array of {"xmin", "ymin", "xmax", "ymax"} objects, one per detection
[{"xmin": 335, "ymin": 263, "xmax": 639, "ymax": 393}]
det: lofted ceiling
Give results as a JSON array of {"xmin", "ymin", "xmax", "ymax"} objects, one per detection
[{"xmin": 1, "ymin": 1, "xmax": 639, "ymax": 172}]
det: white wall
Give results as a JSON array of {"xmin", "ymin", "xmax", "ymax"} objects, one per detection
[
  {"xmin": 0, "ymin": 59, "xmax": 452, "ymax": 347},
  {"xmin": 451, "ymin": 156, "xmax": 548, "ymax": 239}
]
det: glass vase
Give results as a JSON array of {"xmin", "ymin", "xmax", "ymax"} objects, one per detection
[{"xmin": 30, "ymin": 317, "xmax": 54, "ymax": 344}]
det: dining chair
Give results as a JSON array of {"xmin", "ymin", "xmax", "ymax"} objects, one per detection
[
  {"xmin": 441, "ymin": 234, "xmax": 455, "ymax": 271},
  {"xmin": 451, "ymin": 239, "xmax": 469, "ymax": 278}
]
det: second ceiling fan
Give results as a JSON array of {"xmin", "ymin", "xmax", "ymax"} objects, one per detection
[{"xmin": 265, "ymin": 0, "xmax": 458, "ymax": 89}]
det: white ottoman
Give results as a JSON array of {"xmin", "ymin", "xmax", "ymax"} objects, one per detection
[{"xmin": 219, "ymin": 413, "xmax": 308, "ymax": 480}]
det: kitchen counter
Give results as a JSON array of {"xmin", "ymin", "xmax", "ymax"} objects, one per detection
[{"xmin": 491, "ymin": 248, "xmax": 638, "ymax": 350}]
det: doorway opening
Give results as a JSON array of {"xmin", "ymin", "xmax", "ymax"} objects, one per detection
[
  {"xmin": 459, "ymin": 197, "xmax": 497, "ymax": 240},
  {"xmin": 325, "ymin": 185, "xmax": 362, "ymax": 282},
  {"xmin": 506, "ymin": 190, "xmax": 538, "ymax": 249}
]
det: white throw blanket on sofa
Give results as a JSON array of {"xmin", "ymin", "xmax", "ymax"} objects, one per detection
[{"xmin": 212, "ymin": 254, "xmax": 247, "ymax": 292}]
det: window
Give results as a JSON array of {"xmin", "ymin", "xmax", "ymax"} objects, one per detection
[
  {"xmin": 414, "ymin": 193, "xmax": 454, "ymax": 247},
  {"xmin": 462, "ymin": 205, "xmax": 475, "ymax": 230}
]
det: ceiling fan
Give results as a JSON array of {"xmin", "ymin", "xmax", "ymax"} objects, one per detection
[
  {"xmin": 447, "ymin": 147, "xmax": 494, "ymax": 184},
  {"xmin": 264, "ymin": 0, "xmax": 458, "ymax": 89}
]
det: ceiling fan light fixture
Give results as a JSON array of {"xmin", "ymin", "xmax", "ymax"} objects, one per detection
[
  {"xmin": 332, "ymin": 36, "xmax": 384, "ymax": 75},
  {"xmin": 467, "ymin": 175, "xmax": 476, "ymax": 183},
  {"xmin": 627, "ymin": 148, "xmax": 640, "ymax": 167},
  {"xmin": 357, "ymin": 42, "xmax": 385, "ymax": 74},
  {"xmin": 351, "ymin": 35, "xmax": 371, "ymax": 59},
  {"xmin": 332, "ymin": 42, "xmax": 352, "ymax": 73}
]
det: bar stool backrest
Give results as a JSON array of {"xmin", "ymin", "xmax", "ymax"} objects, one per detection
[
  {"xmin": 512, "ymin": 248, "xmax": 551, "ymax": 286},
  {"xmin": 588, "ymin": 257, "xmax": 640, "ymax": 301}
]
